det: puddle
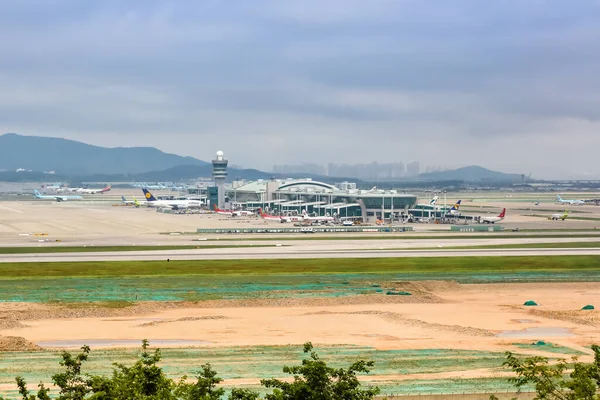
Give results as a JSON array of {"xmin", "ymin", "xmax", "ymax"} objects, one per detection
[
  {"xmin": 36, "ymin": 339, "xmax": 212, "ymax": 348},
  {"xmin": 510, "ymin": 319, "xmax": 539, "ymax": 324},
  {"xmin": 497, "ymin": 327, "xmax": 574, "ymax": 338}
]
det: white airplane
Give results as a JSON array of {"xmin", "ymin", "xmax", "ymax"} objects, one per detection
[
  {"xmin": 76, "ymin": 185, "xmax": 111, "ymax": 194},
  {"xmin": 213, "ymin": 204, "xmax": 255, "ymax": 216},
  {"xmin": 481, "ymin": 208, "xmax": 506, "ymax": 224},
  {"xmin": 232, "ymin": 209, "xmax": 254, "ymax": 217},
  {"xmin": 301, "ymin": 210, "xmax": 335, "ymax": 223},
  {"xmin": 549, "ymin": 210, "xmax": 569, "ymax": 221},
  {"xmin": 142, "ymin": 189, "xmax": 202, "ymax": 210},
  {"xmin": 34, "ymin": 190, "xmax": 83, "ymax": 202},
  {"xmin": 556, "ymin": 195, "xmax": 585, "ymax": 206},
  {"xmin": 281, "ymin": 214, "xmax": 304, "ymax": 223}
]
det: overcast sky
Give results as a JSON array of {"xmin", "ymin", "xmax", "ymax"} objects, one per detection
[{"xmin": 2, "ymin": 0, "xmax": 599, "ymax": 179}]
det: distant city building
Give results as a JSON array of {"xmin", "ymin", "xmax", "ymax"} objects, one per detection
[
  {"xmin": 328, "ymin": 162, "xmax": 405, "ymax": 180},
  {"xmin": 406, "ymin": 161, "xmax": 420, "ymax": 177},
  {"xmin": 272, "ymin": 163, "xmax": 326, "ymax": 176}
]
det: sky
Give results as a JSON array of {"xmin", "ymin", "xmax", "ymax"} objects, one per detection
[{"xmin": 1, "ymin": 0, "xmax": 600, "ymax": 179}]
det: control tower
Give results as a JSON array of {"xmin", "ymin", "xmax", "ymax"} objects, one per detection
[{"xmin": 211, "ymin": 150, "xmax": 228, "ymax": 209}]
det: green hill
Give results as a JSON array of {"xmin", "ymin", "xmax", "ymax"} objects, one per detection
[{"xmin": 0, "ymin": 133, "xmax": 208, "ymax": 175}]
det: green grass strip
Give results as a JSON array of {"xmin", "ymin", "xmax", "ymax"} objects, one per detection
[
  {"xmin": 436, "ymin": 241, "xmax": 600, "ymax": 250},
  {"xmin": 0, "ymin": 256, "xmax": 598, "ymax": 278}
]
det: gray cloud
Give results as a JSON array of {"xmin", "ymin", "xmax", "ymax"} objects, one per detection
[{"xmin": 1, "ymin": 0, "xmax": 600, "ymax": 178}]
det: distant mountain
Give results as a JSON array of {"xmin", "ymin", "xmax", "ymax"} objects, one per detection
[
  {"xmin": 0, "ymin": 133, "xmax": 208, "ymax": 175},
  {"xmin": 419, "ymin": 166, "xmax": 522, "ymax": 182}
]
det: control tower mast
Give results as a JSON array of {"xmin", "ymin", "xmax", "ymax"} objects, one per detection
[{"xmin": 211, "ymin": 151, "xmax": 228, "ymax": 209}]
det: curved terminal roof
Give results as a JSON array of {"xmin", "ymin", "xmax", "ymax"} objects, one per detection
[{"xmin": 277, "ymin": 180, "xmax": 336, "ymax": 191}]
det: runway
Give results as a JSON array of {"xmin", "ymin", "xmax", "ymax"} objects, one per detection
[{"xmin": 2, "ymin": 246, "xmax": 600, "ymax": 262}]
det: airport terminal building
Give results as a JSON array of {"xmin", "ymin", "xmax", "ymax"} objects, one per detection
[{"xmin": 224, "ymin": 179, "xmax": 417, "ymax": 222}]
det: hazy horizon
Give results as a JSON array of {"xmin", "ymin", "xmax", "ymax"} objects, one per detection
[{"xmin": 2, "ymin": 1, "xmax": 600, "ymax": 179}]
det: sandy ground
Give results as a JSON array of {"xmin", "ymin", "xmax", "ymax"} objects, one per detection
[{"xmin": 1, "ymin": 282, "xmax": 598, "ymax": 356}]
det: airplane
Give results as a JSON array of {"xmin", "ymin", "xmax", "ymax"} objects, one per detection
[
  {"xmin": 549, "ymin": 210, "xmax": 569, "ymax": 221},
  {"xmin": 121, "ymin": 196, "xmax": 142, "ymax": 207},
  {"xmin": 448, "ymin": 200, "xmax": 462, "ymax": 215},
  {"xmin": 34, "ymin": 190, "xmax": 83, "ymax": 202},
  {"xmin": 281, "ymin": 214, "xmax": 304, "ymax": 223},
  {"xmin": 481, "ymin": 208, "xmax": 506, "ymax": 224},
  {"xmin": 142, "ymin": 189, "xmax": 202, "ymax": 210},
  {"xmin": 556, "ymin": 195, "xmax": 585, "ymax": 206},
  {"xmin": 258, "ymin": 207, "xmax": 285, "ymax": 222},
  {"xmin": 213, "ymin": 204, "xmax": 254, "ymax": 216},
  {"xmin": 74, "ymin": 185, "xmax": 111, "ymax": 194},
  {"xmin": 213, "ymin": 204, "xmax": 232, "ymax": 216},
  {"xmin": 232, "ymin": 209, "xmax": 254, "ymax": 217},
  {"xmin": 301, "ymin": 210, "xmax": 335, "ymax": 223}
]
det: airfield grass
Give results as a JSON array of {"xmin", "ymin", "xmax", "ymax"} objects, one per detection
[
  {"xmin": 418, "ymin": 241, "xmax": 600, "ymax": 250},
  {"xmin": 0, "ymin": 244, "xmax": 274, "ymax": 254},
  {"xmin": 0, "ymin": 256, "xmax": 599, "ymax": 279}
]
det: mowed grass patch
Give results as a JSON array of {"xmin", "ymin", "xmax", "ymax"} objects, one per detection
[
  {"xmin": 0, "ymin": 244, "xmax": 275, "ymax": 254},
  {"xmin": 0, "ymin": 256, "xmax": 599, "ymax": 279}
]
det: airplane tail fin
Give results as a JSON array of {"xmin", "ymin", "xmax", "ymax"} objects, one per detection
[
  {"xmin": 258, "ymin": 207, "xmax": 266, "ymax": 218},
  {"xmin": 498, "ymin": 208, "xmax": 506, "ymax": 218},
  {"xmin": 121, "ymin": 196, "xmax": 127, "ymax": 202},
  {"xmin": 451, "ymin": 200, "xmax": 461, "ymax": 211},
  {"xmin": 430, "ymin": 196, "xmax": 439, "ymax": 205},
  {"xmin": 103, "ymin": 185, "xmax": 111, "ymax": 192},
  {"xmin": 34, "ymin": 190, "xmax": 41, "ymax": 197},
  {"xmin": 557, "ymin": 195, "xmax": 563, "ymax": 201},
  {"xmin": 142, "ymin": 189, "xmax": 157, "ymax": 201}
]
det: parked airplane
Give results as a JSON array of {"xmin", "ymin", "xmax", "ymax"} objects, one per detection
[
  {"xmin": 481, "ymin": 208, "xmax": 506, "ymax": 224},
  {"xmin": 34, "ymin": 190, "xmax": 83, "ymax": 202},
  {"xmin": 213, "ymin": 204, "xmax": 254, "ymax": 216},
  {"xmin": 77, "ymin": 185, "xmax": 111, "ymax": 194},
  {"xmin": 121, "ymin": 196, "xmax": 141, "ymax": 207},
  {"xmin": 258, "ymin": 208, "xmax": 284, "ymax": 222},
  {"xmin": 549, "ymin": 210, "xmax": 569, "ymax": 220},
  {"xmin": 556, "ymin": 195, "xmax": 585, "ymax": 206},
  {"xmin": 301, "ymin": 210, "xmax": 335, "ymax": 223},
  {"xmin": 448, "ymin": 200, "xmax": 462, "ymax": 215},
  {"xmin": 281, "ymin": 214, "xmax": 304, "ymax": 223},
  {"xmin": 142, "ymin": 189, "xmax": 202, "ymax": 210},
  {"xmin": 213, "ymin": 204, "xmax": 232, "ymax": 216}
]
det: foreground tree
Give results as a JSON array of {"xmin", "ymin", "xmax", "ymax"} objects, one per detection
[
  {"xmin": 502, "ymin": 344, "xmax": 600, "ymax": 400},
  {"xmin": 261, "ymin": 342, "xmax": 380, "ymax": 400},
  {"xmin": 10, "ymin": 341, "xmax": 379, "ymax": 400}
]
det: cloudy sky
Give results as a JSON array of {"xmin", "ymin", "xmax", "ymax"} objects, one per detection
[{"xmin": 1, "ymin": 0, "xmax": 599, "ymax": 179}]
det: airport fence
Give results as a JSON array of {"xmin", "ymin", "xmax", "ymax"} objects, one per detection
[{"xmin": 195, "ymin": 226, "xmax": 414, "ymax": 234}]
